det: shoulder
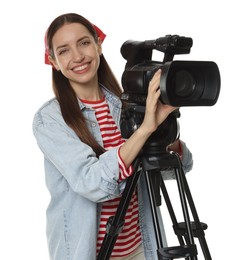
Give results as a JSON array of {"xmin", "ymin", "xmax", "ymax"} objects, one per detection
[
  {"xmin": 101, "ymin": 85, "xmax": 122, "ymax": 108},
  {"xmin": 32, "ymin": 98, "xmax": 63, "ymax": 128},
  {"xmin": 36, "ymin": 97, "xmax": 60, "ymax": 113}
]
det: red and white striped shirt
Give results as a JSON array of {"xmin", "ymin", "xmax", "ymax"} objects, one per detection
[{"xmin": 81, "ymin": 97, "xmax": 142, "ymax": 258}]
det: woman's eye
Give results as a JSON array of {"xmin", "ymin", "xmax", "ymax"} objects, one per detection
[
  {"xmin": 80, "ymin": 40, "xmax": 90, "ymax": 46},
  {"xmin": 58, "ymin": 49, "xmax": 68, "ymax": 55}
]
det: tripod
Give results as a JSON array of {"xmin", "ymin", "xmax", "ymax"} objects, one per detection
[
  {"xmin": 97, "ymin": 108, "xmax": 212, "ymax": 260},
  {"xmin": 97, "ymin": 147, "xmax": 212, "ymax": 260}
]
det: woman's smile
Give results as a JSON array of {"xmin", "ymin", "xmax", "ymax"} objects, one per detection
[{"xmin": 72, "ymin": 63, "xmax": 90, "ymax": 73}]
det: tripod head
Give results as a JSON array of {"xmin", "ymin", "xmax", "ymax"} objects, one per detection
[
  {"xmin": 120, "ymin": 104, "xmax": 180, "ymax": 162},
  {"xmin": 142, "ymin": 109, "xmax": 180, "ymax": 155}
]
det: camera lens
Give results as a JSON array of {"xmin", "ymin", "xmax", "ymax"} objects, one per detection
[{"xmin": 175, "ymin": 70, "xmax": 195, "ymax": 97}]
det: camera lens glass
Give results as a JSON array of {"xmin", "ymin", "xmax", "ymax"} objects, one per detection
[{"xmin": 175, "ymin": 70, "xmax": 195, "ymax": 97}]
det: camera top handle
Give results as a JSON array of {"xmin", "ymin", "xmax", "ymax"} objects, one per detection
[{"xmin": 121, "ymin": 35, "xmax": 193, "ymax": 66}]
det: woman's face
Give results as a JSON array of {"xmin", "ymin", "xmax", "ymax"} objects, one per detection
[{"xmin": 49, "ymin": 23, "xmax": 102, "ymax": 87}]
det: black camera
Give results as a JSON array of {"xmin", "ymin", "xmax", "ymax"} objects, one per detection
[
  {"xmin": 120, "ymin": 35, "xmax": 221, "ymax": 141},
  {"xmin": 120, "ymin": 35, "xmax": 221, "ymax": 107}
]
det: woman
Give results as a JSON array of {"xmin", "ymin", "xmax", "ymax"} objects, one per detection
[{"xmin": 33, "ymin": 13, "xmax": 193, "ymax": 260}]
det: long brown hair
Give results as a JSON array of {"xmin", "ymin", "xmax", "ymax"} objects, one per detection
[{"xmin": 46, "ymin": 13, "xmax": 123, "ymax": 156}]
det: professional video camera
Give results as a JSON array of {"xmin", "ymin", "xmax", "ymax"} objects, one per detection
[{"xmin": 120, "ymin": 35, "xmax": 221, "ymax": 140}]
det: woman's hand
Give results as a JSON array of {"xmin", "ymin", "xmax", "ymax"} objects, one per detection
[
  {"xmin": 119, "ymin": 69, "xmax": 179, "ymax": 168},
  {"xmin": 140, "ymin": 69, "xmax": 178, "ymax": 135}
]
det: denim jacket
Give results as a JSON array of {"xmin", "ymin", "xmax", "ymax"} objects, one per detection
[{"xmin": 33, "ymin": 87, "xmax": 193, "ymax": 260}]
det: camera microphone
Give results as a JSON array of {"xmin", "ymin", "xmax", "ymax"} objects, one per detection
[{"xmin": 144, "ymin": 35, "xmax": 193, "ymax": 53}]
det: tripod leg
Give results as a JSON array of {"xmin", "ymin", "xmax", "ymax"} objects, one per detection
[
  {"xmin": 172, "ymin": 150, "xmax": 211, "ymax": 260},
  {"xmin": 144, "ymin": 169, "xmax": 198, "ymax": 260},
  {"xmin": 159, "ymin": 174, "xmax": 186, "ymax": 246},
  {"xmin": 97, "ymin": 159, "xmax": 141, "ymax": 260},
  {"xmin": 180, "ymin": 168, "xmax": 212, "ymax": 260},
  {"xmin": 174, "ymin": 167, "xmax": 198, "ymax": 260},
  {"xmin": 175, "ymin": 167, "xmax": 195, "ymax": 246},
  {"xmin": 144, "ymin": 170, "xmax": 165, "ymax": 250}
]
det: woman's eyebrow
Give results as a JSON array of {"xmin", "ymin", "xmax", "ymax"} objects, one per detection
[{"xmin": 56, "ymin": 36, "xmax": 90, "ymax": 51}]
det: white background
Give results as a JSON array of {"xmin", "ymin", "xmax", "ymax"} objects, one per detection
[{"xmin": 0, "ymin": 0, "xmax": 240, "ymax": 259}]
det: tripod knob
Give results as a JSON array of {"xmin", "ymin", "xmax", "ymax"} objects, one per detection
[
  {"xmin": 158, "ymin": 244, "xmax": 197, "ymax": 259},
  {"xmin": 174, "ymin": 221, "xmax": 208, "ymax": 237}
]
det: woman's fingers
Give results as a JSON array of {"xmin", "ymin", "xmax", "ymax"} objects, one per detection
[{"xmin": 149, "ymin": 69, "xmax": 161, "ymax": 92}]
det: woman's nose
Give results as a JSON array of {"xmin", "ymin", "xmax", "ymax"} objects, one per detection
[{"xmin": 72, "ymin": 49, "xmax": 84, "ymax": 62}]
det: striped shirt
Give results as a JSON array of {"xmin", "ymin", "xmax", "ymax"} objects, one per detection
[{"xmin": 81, "ymin": 97, "xmax": 142, "ymax": 257}]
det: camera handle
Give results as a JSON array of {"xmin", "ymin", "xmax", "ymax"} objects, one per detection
[{"xmin": 97, "ymin": 151, "xmax": 212, "ymax": 260}]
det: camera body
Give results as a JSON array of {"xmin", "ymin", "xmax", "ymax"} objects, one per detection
[
  {"xmin": 120, "ymin": 35, "xmax": 221, "ymax": 140},
  {"xmin": 121, "ymin": 35, "xmax": 221, "ymax": 107}
]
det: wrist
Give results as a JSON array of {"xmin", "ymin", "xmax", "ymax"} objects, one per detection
[{"xmin": 137, "ymin": 124, "xmax": 154, "ymax": 139}]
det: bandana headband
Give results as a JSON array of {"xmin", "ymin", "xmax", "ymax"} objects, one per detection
[{"xmin": 44, "ymin": 24, "xmax": 106, "ymax": 65}]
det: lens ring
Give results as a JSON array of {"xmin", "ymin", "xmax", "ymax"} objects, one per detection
[{"xmin": 175, "ymin": 70, "xmax": 195, "ymax": 97}]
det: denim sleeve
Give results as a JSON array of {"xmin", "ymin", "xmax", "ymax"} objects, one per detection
[
  {"xmin": 180, "ymin": 140, "xmax": 193, "ymax": 173},
  {"xmin": 161, "ymin": 140, "xmax": 193, "ymax": 180},
  {"xmin": 33, "ymin": 111, "xmax": 126, "ymax": 202}
]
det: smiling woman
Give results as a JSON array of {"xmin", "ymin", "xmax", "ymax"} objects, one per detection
[
  {"xmin": 48, "ymin": 23, "xmax": 102, "ymax": 93},
  {"xmin": 32, "ymin": 12, "xmax": 193, "ymax": 260}
]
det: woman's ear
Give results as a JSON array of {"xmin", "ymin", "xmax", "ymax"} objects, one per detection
[
  {"xmin": 48, "ymin": 56, "xmax": 59, "ymax": 70},
  {"xmin": 97, "ymin": 38, "xmax": 103, "ymax": 56}
]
